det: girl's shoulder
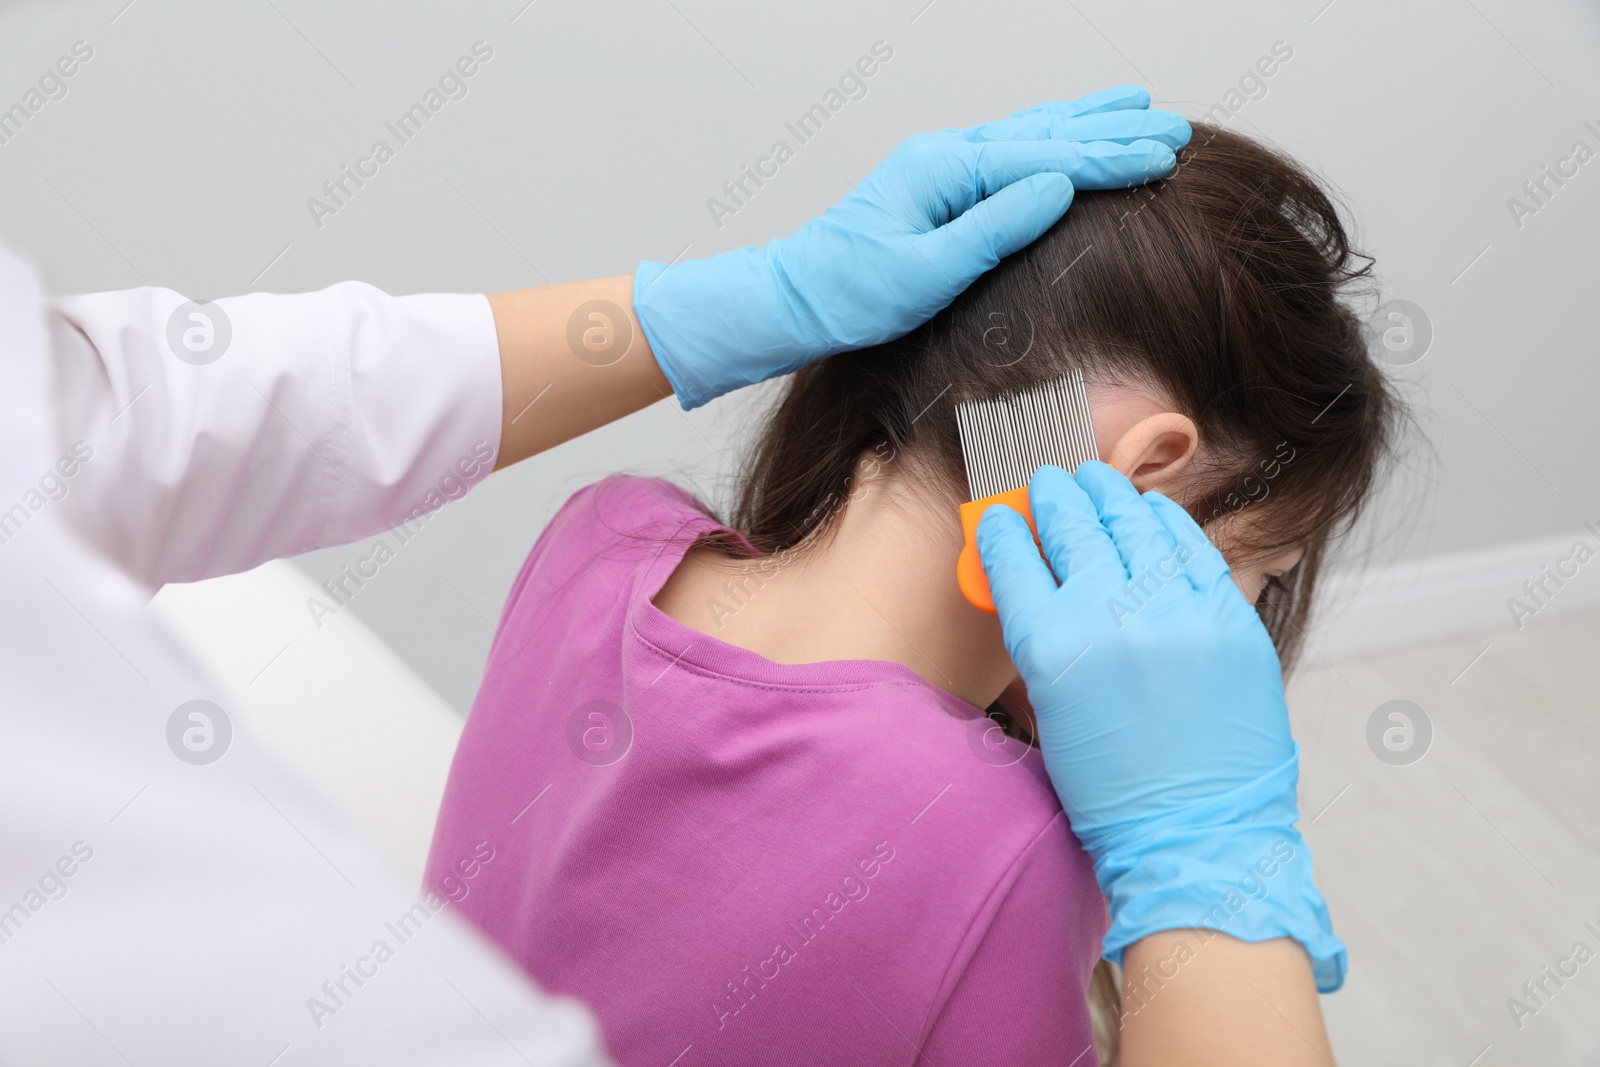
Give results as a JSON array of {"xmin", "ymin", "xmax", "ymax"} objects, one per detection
[
  {"xmin": 549, "ymin": 474, "xmax": 710, "ymax": 544},
  {"xmin": 508, "ymin": 474, "xmax": 712, "ymax": 596}
]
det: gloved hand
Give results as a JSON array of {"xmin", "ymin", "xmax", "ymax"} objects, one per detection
[
  {"xmin": 634, "ymin": 85, "xmax": 1190, "ymax": 408},
  {"xmin": 977, "ymin": 461, "xmax": 1346, "ymax": 992}
]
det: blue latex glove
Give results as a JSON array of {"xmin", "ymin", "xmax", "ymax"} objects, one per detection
[
  {"xmin": 976, "ymin": 462, "xmax": 1346, "ymax": 992},
  {"xmin": 634, "ymin": 85, "xmax": 1190, "ymax": 409}
]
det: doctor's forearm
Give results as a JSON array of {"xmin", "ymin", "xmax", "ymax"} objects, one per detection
[
  {"xmin": 1119, "ymin": 931, "xmax": 1335, "ymax": 1065},
  {"xmin": 489, "ymin": 276, "xmax": 671, "ymax": 470}
]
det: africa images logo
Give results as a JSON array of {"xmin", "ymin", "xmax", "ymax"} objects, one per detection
[{"xmin": 166, "ymin": 700, "xmax": 232, "ymax": 766}]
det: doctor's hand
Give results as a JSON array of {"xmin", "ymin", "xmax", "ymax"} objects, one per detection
[
  {"xmin": 976, "ymin": 462, "xmax": 1346, "ymax": 994},
  {"xmin": 634, "ymin": 85, "xmax": 1189, "ymax": 409}
]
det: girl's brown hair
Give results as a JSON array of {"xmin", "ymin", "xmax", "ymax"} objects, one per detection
[{"xmin": 730, "ymin": 123, "xmax": 1402, "ymax": 668}]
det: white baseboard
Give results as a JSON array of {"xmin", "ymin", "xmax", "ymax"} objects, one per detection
[{"xmin": 1308, "ymin": 525, "xmax": 1600, "ymax": 659}]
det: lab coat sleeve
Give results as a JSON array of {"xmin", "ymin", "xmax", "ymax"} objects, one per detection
[
  {"xmin": 48, "ymin": 283, "xmax": 504, "ymax": 587},
  {"xmin": 0, "ymin": 248, "xmax": 612, "ymax": 1067}
]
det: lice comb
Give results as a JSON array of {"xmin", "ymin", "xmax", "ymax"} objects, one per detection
[{"xmin": 955, "ymin": 370, "xmax": 1098, "ymax": 613}]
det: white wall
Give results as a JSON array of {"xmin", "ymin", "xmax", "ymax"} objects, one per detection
[{"xmin": 2, "ymin": 1, "xmax": 1596, "ymax": 704}]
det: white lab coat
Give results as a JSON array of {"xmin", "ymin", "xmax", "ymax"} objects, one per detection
[{"xmin": 0, "ymin": 244, "xmax": 610, "ymax": 1066}]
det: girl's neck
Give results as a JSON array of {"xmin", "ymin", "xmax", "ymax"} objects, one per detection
[{"xmin": 653, "ymin": 473, "xmax": 1013, "ymax": 709}]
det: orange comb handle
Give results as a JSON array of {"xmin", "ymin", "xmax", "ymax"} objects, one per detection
[{"xmin": 956, "ymin": 485, "xmax": 1036, "ymax": 614}]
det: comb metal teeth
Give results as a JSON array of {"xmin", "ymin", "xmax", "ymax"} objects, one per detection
[{"xmin": 955, "ymin": 370, "xmax": 1097, "ymax": 501}]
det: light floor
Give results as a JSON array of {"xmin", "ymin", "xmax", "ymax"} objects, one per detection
[{"xmin": 1294, "ymin": 607, "xmax": 1600, "ymax": 1065}]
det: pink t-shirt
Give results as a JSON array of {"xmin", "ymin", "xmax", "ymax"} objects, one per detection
[{"xmin": 427, "ymin": 476, "xmax": 1108, "ymax": 1066}]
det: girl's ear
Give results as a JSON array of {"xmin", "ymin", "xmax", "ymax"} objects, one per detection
[{"xmin": 1105, "ymin": 412, "xmax": 1199, "ymax": 494}]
